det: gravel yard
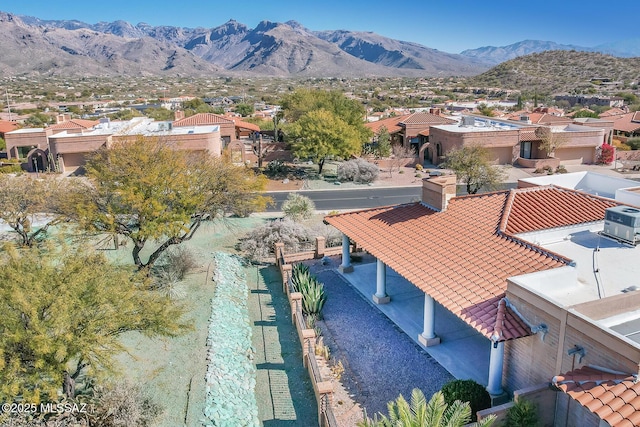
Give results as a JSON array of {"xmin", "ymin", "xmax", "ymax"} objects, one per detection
[{"xmin": 311, "ymin": 266, "xmax": 454, "ymax": 422}]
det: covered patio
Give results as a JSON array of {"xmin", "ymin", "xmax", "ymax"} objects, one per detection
[{"xmin": 337, "ymin": 257, "xmax": 491, "ymax": 386}]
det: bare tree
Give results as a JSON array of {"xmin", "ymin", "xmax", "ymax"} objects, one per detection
[
  {"xmin": 536, "ymin": 126, "xmax": 568, "ymax": 157},
  {"xmin": 388, "ymin": 145, "xmax": 416, "ymax": 176}
]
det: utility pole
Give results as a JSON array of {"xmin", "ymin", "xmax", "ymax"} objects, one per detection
[{"xmin": 5, "ymin": 88, "xmax": 13, "ymax": 121}]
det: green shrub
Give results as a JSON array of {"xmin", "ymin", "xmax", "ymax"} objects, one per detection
[
  {"xmin": 282, "ymin": 193, "xmax": 315, "ymax": 220},
  {"xmin": 441, "ymin": 379, "xmax": 491, "ymax": 420},
  {"xmin": 264, "ymin": 159, "xmax": 289, "ymax": 177},
  {"xmin": 626, "ymin": 137, "xmax": 640, "ymax": 150},
  {"xmin": 506, "ymin": 398, "xmax": 539, "ymax": 427},
  {"xmin": 555, "ymin": 165, "xmax": 567, "ymax": 174},
  {"xmin": 0, "ymin": 164, "xmax": 23, "ymax": 174}
]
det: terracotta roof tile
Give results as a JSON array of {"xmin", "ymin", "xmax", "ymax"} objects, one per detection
[
  {"xmin": 173, "ymin": 113, "xmax": 235, "ymax": 126},
  {"xmin": 553, "ymin": 366, "xmax": 640, "ymax": 427},
  {"xmin": 365, "ymin": 114, "xmax": 411, "ymax": 134},
  {"xmin": 48, "ymin": 119, "xmax": 99, "ymax": 131},
  {"xmin": 501, "ymin": 186, "xmax": 617, "ymax": 234},
  {"xmin": 613, "ymin": 112, "xmax": 640, "ymax": 133}
]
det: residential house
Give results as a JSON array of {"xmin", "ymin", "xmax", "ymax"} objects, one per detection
[
  {"xmin": 172, "ymin": 112, "xmax": 260, "ymax": 145},
  {"xmin": 0, "ymin": 120, "xmax": 19, "ymax": 142},
  {"xmin": 427, "ymin": 114, "xmax": 612, "ymax": 167},
  {"xmin": 612, "ymin": 112, "xmax": 640, "ymax": 140},
  {"xmin": 5, "ymin": 116, "xmax": 222, "ymax": 174},
  {"xmin": 365, "ymin": 110, "xmax": 456, "ymax": 163},
  {"xmin": 325, "ymin": 171, "xmax": 640, "ymax": 426}
]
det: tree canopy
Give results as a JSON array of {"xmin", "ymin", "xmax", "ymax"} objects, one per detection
[
  {"xmin": 444, "ymin": 145, "xmax": 505, "ymax": 195},
  {"xmin": 0, "ymin": 175, "xmax": 65, "ymax": 247},
  {"xmin": 287, "ymin": 109, "xmax": 365, "ymax": 173},
  {"xmin": 0, "ymin": 242, "xmax": 188, "ymax": 402},
  {"xmin": 280, "ymin": 89, "xmax": 372, "ymax": 173},
  {"xmin": 65, "ymin": 137, "xmax": 270, "ymax": 269}
]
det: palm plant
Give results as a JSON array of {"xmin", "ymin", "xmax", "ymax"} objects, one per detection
[{"xmin": 358, "ymin": 389, "xmax": 495, "ymax": 427}]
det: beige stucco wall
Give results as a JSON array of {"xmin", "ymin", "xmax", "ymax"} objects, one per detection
[
  {"xmin": 504, "ymin": 282, "xmax": 640, "ymax": 395},
  {"xmin": 5, "ymin": 130, "xmax": 48, "ymax": 159}
]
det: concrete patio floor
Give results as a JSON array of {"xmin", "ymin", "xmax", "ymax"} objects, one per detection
[{"xmin": 339, "ymin": 259, "xmax": 491, "ymax": 387}]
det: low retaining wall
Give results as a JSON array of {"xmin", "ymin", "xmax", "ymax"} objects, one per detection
[
  {"xmin": 477, "ymin": 383, "xmax": 556, "ymax": 426},
  {"xmin": 275, "ymin": 243, "xmax": 339, "ymax": 427}
]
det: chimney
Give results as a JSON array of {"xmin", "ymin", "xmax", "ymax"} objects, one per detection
[
  {"xmin": 429, "ymin": 107, "xmax": 441, "ymax": 116},
  {"xmin": 422, "ymin": 174, "xmax": 457, "ymax": 211},
  {"xmin": 174, "ymin": 110, "xmax": 185, "ymax": 121}
]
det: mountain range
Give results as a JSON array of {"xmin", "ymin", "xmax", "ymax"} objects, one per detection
[{"xmin": 1, "ymin": 11, "xmax": 638, "ymax": 79}]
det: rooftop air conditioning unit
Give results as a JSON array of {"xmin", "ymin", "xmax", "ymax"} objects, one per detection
[
  {"xmin": 602, "ymin": 206, "xmax": 640, "ymax": 245},
  {"xmin": 460, "ymin": 116, "xmax": 475, "ymax": 127}
]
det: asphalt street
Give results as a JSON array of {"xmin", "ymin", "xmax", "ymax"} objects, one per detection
[{"xmin": 266, "ymin": 187, "xmax": 422, "ymax": 211}]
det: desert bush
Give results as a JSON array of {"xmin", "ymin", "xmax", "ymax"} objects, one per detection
[
  {"xmin": 555, "ymin": 165, "xmax": 567, "ymax": 174},
  {"xmin": 282, "ymin": 193, "xmax": 315, "ymax": 220},
  {"xmin": 88, "ymin": 380, "xmax": 161, "ymax": 427},
  {"xmin": 264, "ymin": 159, "xmax": 289, "ymax": 177},
  {"xmin": 441, "ymin": 379, "xmax": 491, "ymax": 420},
  {"xmin": 415, "ymin": 164, "xmax": 423, "ymax": 171},
  {"xmin": 0, "ymin": 380, "xmax": 160, "ymax": 427},
  {"xmin": 239, "ymin": 218, "xmax": 311, "ymax": 261},
  {"xmin": 337, "ymin": 158, "xmax": 379, "ymax": 184},
  {"xmin": 156, "ymin": 246, "xmax": 198, "ymax": 280},
  {"xmin": 309, "ymin": 222, "xmax": 342, "ymax": 247}
]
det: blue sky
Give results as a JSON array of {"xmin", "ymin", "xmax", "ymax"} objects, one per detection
[{"xmin": 3, "ymin": 1, "xmax": 638, "ymax": 53}]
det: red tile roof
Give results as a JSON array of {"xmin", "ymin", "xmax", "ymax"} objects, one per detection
[
  {"xmin": 172, "ymin": 113, "xmax": 259, "ymax": 132},
  {"xmin": 173, "ymin": 113, "xmax": 235, "ymax": 126},
  {"xmin": 325, "ymin": 186, "xmax": 618, "ymax": 341},
  {"xmin": 0, "ymin": 120, "xmax": 19, "ymax": 134},
  {"xmin": 613, "ymin": 112, "xmax": 640, "ymax": 134},
  {"xmin": 365, "ymin": 114, "xmax": 411, "ymax": 134},
  {"xmin": 399, "ymin": 112, "xmax": 456, "ymax": 126},
  {"xmin": 500, "ymin": 186, "xmax": 618, "ymax": 234},
  {"xmin": 47, "ymin": 119, "xmax": 99, "ymax": 131},
  {"xmin": 599, "ymin": 108, "xmax": 627, "ymax": 118},
  {"xmin": 235, "ymin": 119, "xmax": 260, "ymax": 132},
  {"xmin": 553, "ymin": 366, "xmax": 640, "ymax": 427}
]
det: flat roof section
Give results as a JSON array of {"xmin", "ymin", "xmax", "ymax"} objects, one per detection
[{"xmin": 514, "ymin": 222, "xmax": 640, "ymax": 307}]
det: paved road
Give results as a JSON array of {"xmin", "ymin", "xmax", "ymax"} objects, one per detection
[{"xmin": 267, "ymin": 187, "xmax": 422, "ymax": 211}]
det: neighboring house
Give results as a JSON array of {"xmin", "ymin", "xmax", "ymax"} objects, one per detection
[
  {"xmin": 0, "ymin": 120, "xmax": 19, "ymax": 140},
  {"xmin": 172, "ymin": 112, "xmax": 260, "ymax": 145},
  {"xmin": 427, "ymin": 114, "xmax": 612, "ymax": 167},
  {"xmin": 554, "ymin": 95, "xmax": 625, "ymax": 108},
  {"xmin": 612, "ymin": 112, "xmax": 640, "ymax": 140},
  {"xmin": 325, "ymin": 172, "xmax": 640, "ymax": 426},
  {"xmin": 5, "ymin": 116, "xmax": 222, "ymax": 174},
  {"xmin": 365, "ymin": 110, "xmax": 456, "ymax": 162}
]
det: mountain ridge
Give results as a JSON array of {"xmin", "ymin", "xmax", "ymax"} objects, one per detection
[{"xmin": 4, "ymin": 11, "xmax": 639, "ymax": 79}]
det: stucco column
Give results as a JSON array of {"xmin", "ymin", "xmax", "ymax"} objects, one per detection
[
  {"xmin": 373, "ymin": 258, "xmax": 390, "ymax": 304},
  {"xmin": 339, "ymin": 234, "xmax": 353, "ymax": 273},
  {"xmin": 487, "ymin": 341, "xmax": 505, "ymax": 396},
  {"xmin": 418, "ymin": 293, "xmax": 440, "ymax": 347}
]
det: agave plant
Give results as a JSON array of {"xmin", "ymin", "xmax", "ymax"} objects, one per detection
[
  {"xmin": 301, "ymin": 277, "xmax": 326, "ymax": 315},
  {"xmin": 290, "ymin": 263, "xmax": 327, "ymax": 315},
  {"xmin": 291, "ymin": 262, "xmax": 311, "ymax": 292}
]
